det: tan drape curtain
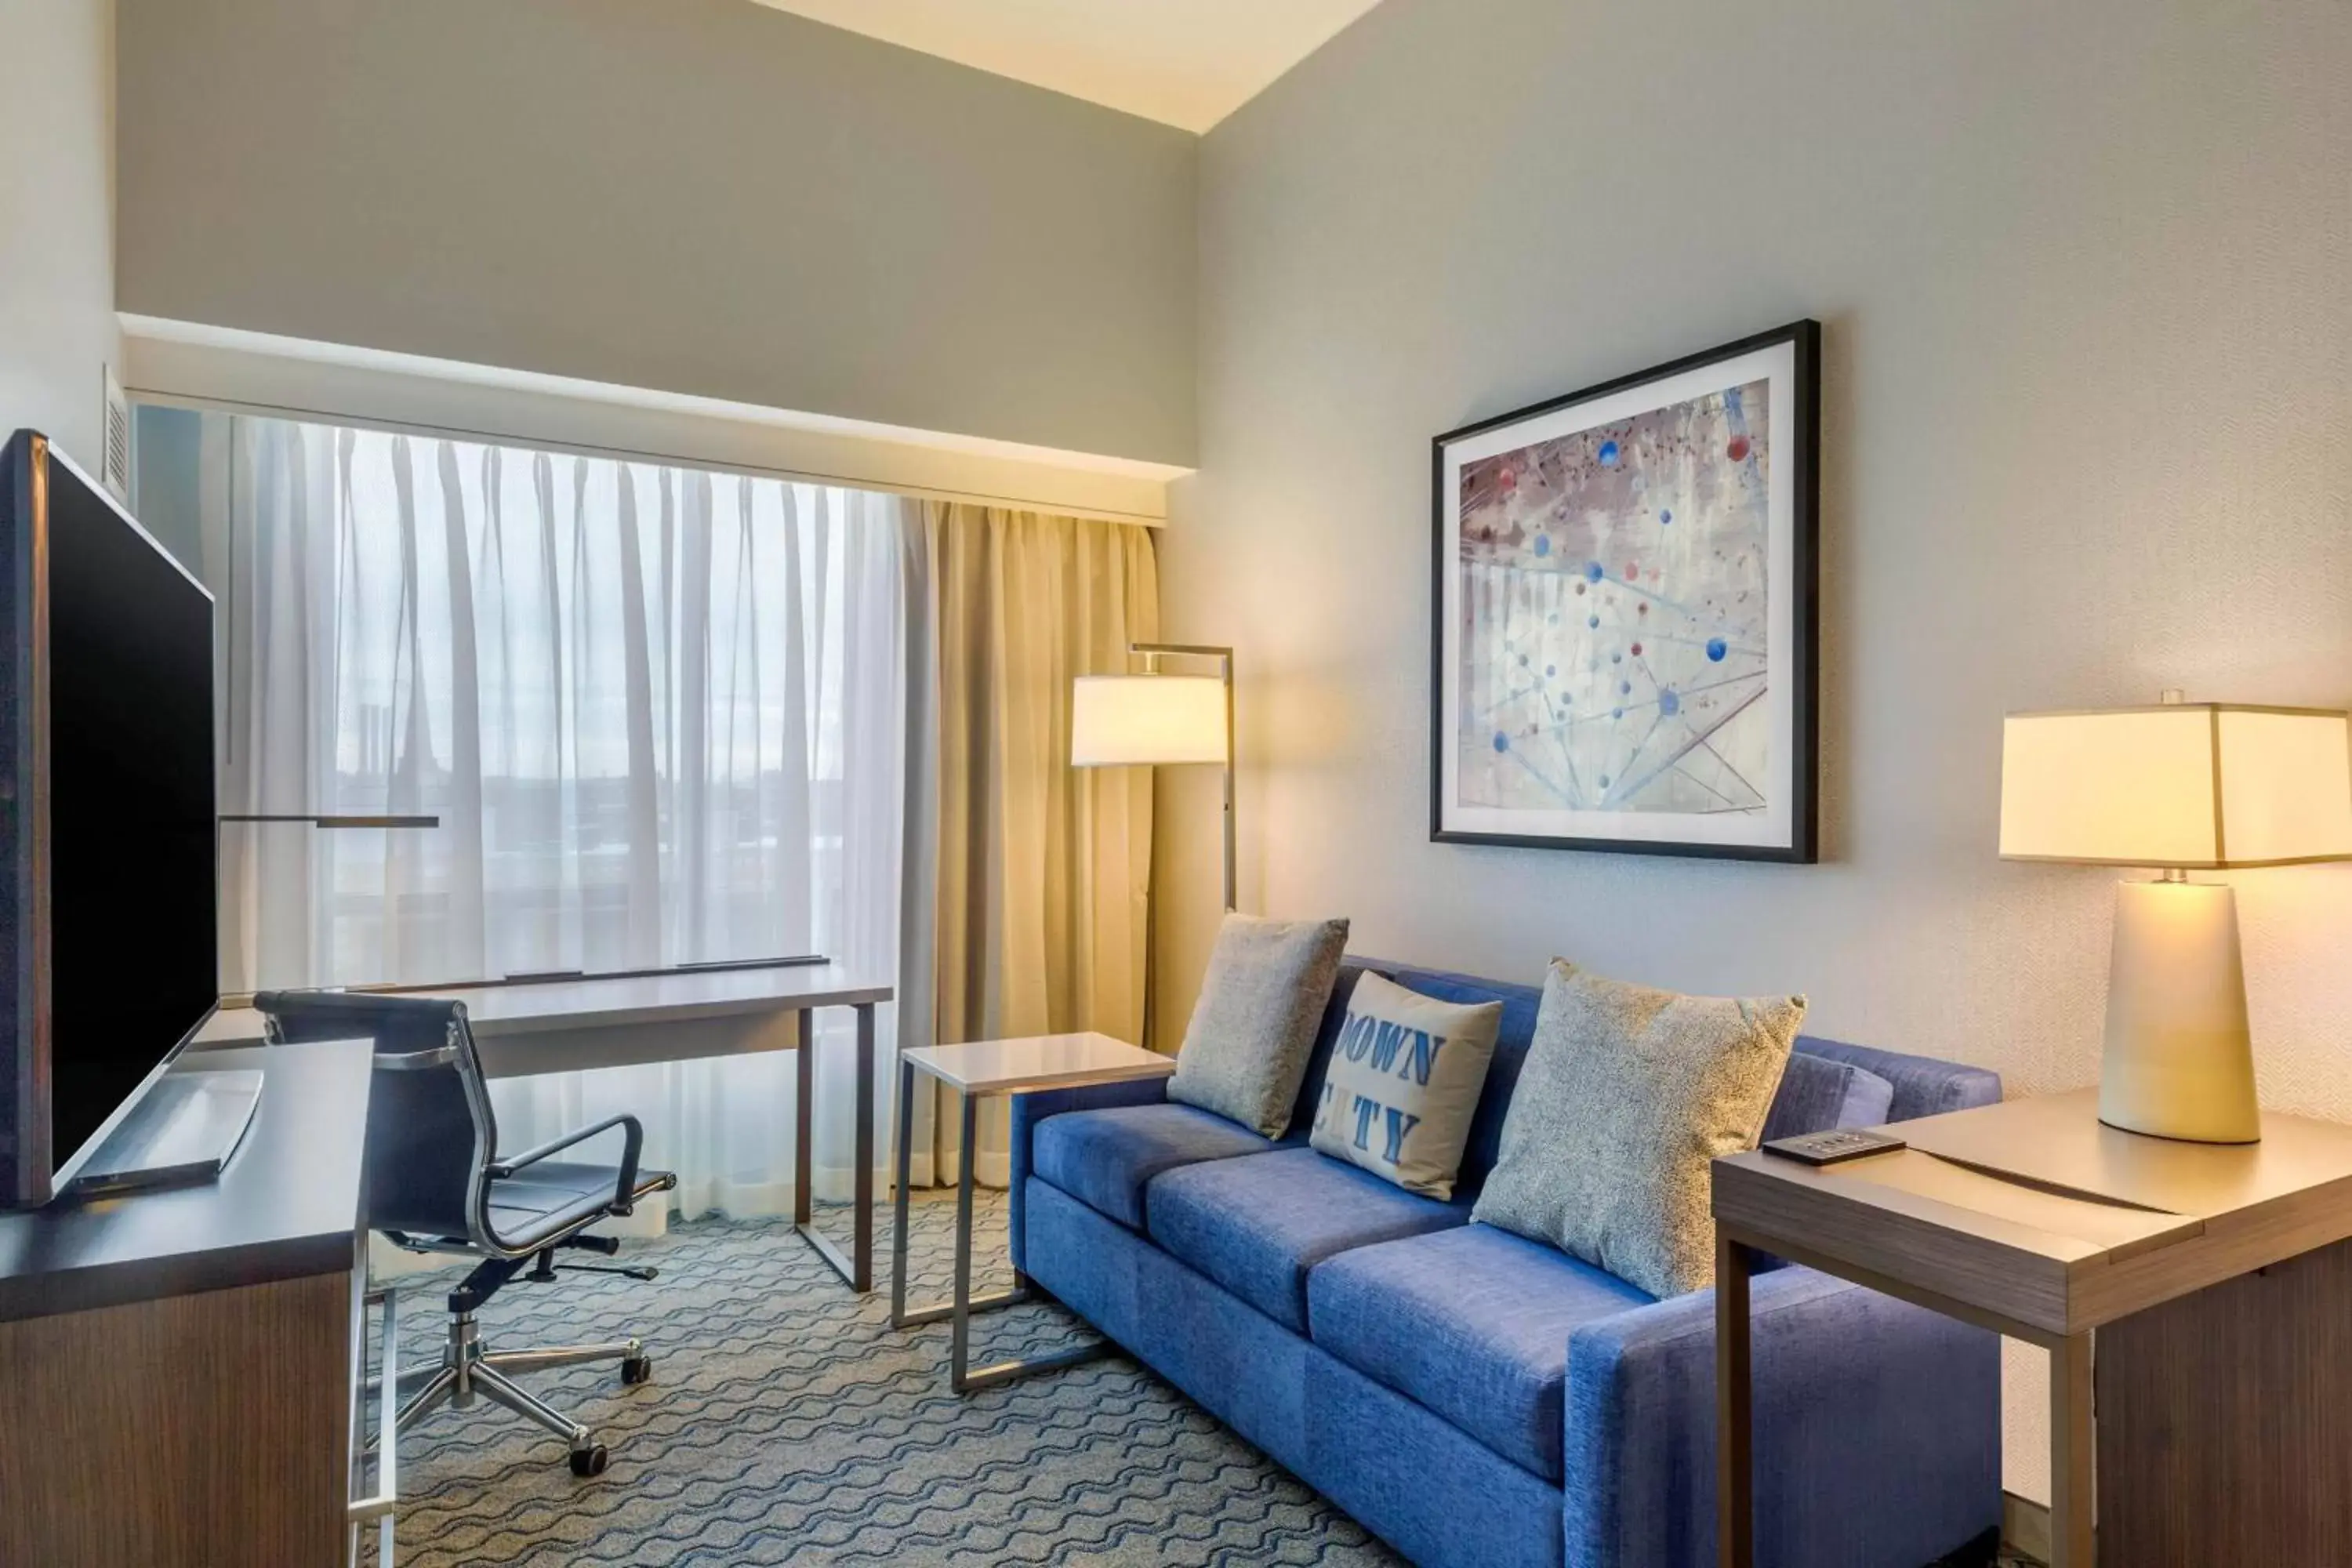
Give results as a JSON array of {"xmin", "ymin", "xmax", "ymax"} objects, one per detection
[{"xmin": 902, "ymin": 503, "xmax": 1159, "ymax": 1185}]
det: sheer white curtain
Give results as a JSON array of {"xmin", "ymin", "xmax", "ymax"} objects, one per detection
[{"xmin": 202, "ymin": 413, "xmax": 909, "ymax": 1218}]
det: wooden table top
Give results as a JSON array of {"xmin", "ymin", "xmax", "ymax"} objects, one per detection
[
  {"xmin": 194, "ymin": 963, "xmax": 893, "ymax": 1046},
  {"xmin": 1713, "ymin": 1089, "xmax": 2352, "ymax": 1341}
]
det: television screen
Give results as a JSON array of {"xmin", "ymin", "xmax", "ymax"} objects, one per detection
[{"xmin": 1, "ymin": 432, "xmax": 217, "ymax": 1205}]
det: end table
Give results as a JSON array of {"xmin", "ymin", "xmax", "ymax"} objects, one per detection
[
  {"xmin": 1711, "ymin": 1088, "xmax": 2352, "ymax": 1567},
  {"xmin": 889, "ymin": 1033, "xmax": 1174, "ymax": 1393}
]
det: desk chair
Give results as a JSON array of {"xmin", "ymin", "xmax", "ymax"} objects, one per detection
[{"xmin": 254, "ymin": 989, "xmax": 678, "ymax": 1476}]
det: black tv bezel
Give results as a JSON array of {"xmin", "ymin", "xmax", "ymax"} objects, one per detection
[{"xmin": 0, "ymin": 430, "xmax": 220, "ymax": 1208}]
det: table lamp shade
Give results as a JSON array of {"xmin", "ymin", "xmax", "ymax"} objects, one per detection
[
  {"xmin": 1069, "ymin": 674, "xmax": 1227, "ymax": 767},
  {"xmin": 2000, "ymin": 705, "xmax": 2352, "ymax": 869}
]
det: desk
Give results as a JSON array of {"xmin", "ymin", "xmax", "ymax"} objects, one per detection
[
  {"xmin": 198, "ymin": 964, "xmax": 895, "ymax": 1291},
  {"xmin": 1711, "ymin": 1088, "xmax": 2352, "ymax": 1567},
  {"xmin": 0, "ymin": 1041, "xmax": 375, "ymax": 1567}
]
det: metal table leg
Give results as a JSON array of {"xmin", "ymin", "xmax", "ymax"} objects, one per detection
[
  {"xmin": 794, "ymin": 1003, "xmax": 876, "ymax": 1292},
  {"xmin": 891, "ymin": 1058, "xmax": 916, "ymax": 1326},
  {"xmin": 888, "ymin": 1080, "xmax": 1109, "ymax": 1393}
]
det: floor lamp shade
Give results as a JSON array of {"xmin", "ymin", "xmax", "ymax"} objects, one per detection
[
  {"xmin": 1071, "ymin": 650, "xmax": 1239, "ymax": 916},
  {"xmin": 1069, "ymin": 676, "xmax": 1228, "ymax": 767},
  {"xmin": 2000, "ymin": 703, "xmax": 2352, "ymax": 1143}
]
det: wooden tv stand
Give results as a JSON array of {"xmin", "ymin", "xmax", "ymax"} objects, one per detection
[{"xmin": 0, "ymin": 1041, "xmax": 376, "ymax": 1566}]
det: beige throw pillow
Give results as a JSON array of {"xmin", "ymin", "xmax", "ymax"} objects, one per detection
[
  {"xmin": 1308, "ymin": 972, "xmax": 1501, "ymax": 1199},
  {"xmin": 1168, "ymin": 913, "xmax": 1351, "ymax": 1138},
  {"xmin": 1471, "ymin": 960, "xmax": 1806, "ymax": 1298}
]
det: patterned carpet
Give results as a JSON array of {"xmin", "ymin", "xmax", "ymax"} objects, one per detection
[{"xmin": 365, "ymin": 1192, "xmax": 2038, "ymax": 1567}]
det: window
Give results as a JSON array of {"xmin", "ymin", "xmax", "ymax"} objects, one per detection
[{"xmin": 139, "ymin": 409, "xmax": 907, "ymax": 995}]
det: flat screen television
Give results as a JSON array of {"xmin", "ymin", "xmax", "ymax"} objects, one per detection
[{"xmin": 0, "ymin": 430, "xmax": 220, "ymax": 1208}]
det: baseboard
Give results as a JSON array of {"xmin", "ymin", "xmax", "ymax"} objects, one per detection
[{"xmin": 2003, "ymin": 1492, "xmax": 2051, "ymax": 1563}]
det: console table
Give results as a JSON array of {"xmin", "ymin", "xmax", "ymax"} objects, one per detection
[
  {"xmin": 1711, "ymin": 1088, "xmax": 2352, "ymax": 1567},
  {"xmin": 0, "ymin": 1040, "xmax": 376, "ymax": 1567},
  {"xmin": 196, "ymin": 964, "xmax": 894, "ymax": 1291}
]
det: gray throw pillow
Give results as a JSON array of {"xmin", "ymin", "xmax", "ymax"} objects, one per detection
[
  {"xmin": 1168, "ymin": 914, "xmax": 1350, "ymax": 1138},
  {"xmin": 1308, "ymin": 971, "xmax": 1501, "ymax": 1200},
  {"xmin": 1471, "ymin": 959, "xmax": 1806, "ymax": 1298}
]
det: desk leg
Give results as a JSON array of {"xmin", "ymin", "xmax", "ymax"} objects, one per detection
[
  {"xmin": 2051, "ymin": 1331, "xmax": 2095, "ymax": 1568},
  {"xmin": 1715, "ymin": 1230, "xmax": 1755, "ymax": 1568},
  {"xmin": 851, "ymin": 1002, "xmax": 875, "ymax": 1292},
  {"xmin": 792, "ymin": 1007, "xmax": 814, "ymax": 1235},
  {"xmin": 793, "ymin": 1006, "xmax": 868, "ymax": 1292}
]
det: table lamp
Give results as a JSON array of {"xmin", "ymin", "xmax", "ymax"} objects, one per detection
[
  {"xmin": 1999, "ymin": 695, "xmax": 2352, "ymax": 1143},
  {"xmin": 1070, "ymin": 642, "xmax": 1236, "ymax": 911}
]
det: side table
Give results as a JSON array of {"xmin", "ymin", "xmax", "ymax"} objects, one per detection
[
  {"xmin": 1711, "ymin": 1088, "xmax": 2352, "ymax": 1568},
  {"xmin": 890, "ymin": 1033, "xmax": 1175, "ymax": 1393}
]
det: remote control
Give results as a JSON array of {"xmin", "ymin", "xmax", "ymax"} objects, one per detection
[{"xmin": 1762, "ymin": 1127, "xmax": 1907, "ymax": 1167}]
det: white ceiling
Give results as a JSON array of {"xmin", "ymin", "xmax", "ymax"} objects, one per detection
[{"xmin": 747, "ymin": 0, "xmax": 1386, "ymax": 132}]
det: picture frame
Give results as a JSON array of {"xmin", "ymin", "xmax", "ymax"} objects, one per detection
[{"xmin": 1430, "ymin": 320, "xmax": 1819, "ymax": 862}]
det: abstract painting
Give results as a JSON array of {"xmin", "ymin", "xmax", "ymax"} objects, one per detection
[{"xmin": 1432, "ymin": 322, "xmax": 1818, "ymax": 860}]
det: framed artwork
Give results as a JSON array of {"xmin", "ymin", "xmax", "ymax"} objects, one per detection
[{"xmin": 1431, "ymin": 320, "xmax": 1819, "ymax": 862}]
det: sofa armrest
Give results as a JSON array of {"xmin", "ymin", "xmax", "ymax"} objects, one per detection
[
  {"xmin": 1562, "ymin": 1266, "xmax": 2000, "ymax": 1568},
  {"xmin": 1007, "ymin": 1076, "xmax": 1169, "ymax": 1272}
]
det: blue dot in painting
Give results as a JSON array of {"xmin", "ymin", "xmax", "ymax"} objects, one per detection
[
  {"xmin": 1611, "ymin": 652, "xmax": 1622, "ymax": 664},
  {"xmin": 1545, "ymin": 664, "xmax": 1556, "ymax": 677},
  {"xmin": 1611, "ymin": 707, "xmax": 1624, "ymax": 719},
  {"xmin": 1599, "ymin": 775, "xmax": 1612, "ymax": 788},
  {"xmin": 1660, "ymin": 508, "xmax": 1672, "ymax": 524},
  {"xmin": 1706, "ymin": 637, "xmax": 1729, "ymax": 662},
  {"xmin": 1533, "ymin": 535, "xmax": 1552, "ymax": 558},
  {"xmin": 1588, "ymin": 615, "xmax": 1600, "ymax": 630},
  {"xmin": 1493, "ymin": 731, "xmax": 1510, "ymax": 753},
  {"xmin": 1584, "ymin": 561, "xmax": 1605, "ymax": 583},
  {"xmin": 1621, "ymin": 680, "xmax": 1633, "ymax": 695},
  {"xmin": 1659, "ymin": 688, "xmax": 1682, "ymax": 717},
  {"xmin": 1519, "ymin": 652, "xmax": 1530, "ymax": 666},
  {"xmin": 1598, "ymin": 440, "xmax": 1621, "ymax": 466}
]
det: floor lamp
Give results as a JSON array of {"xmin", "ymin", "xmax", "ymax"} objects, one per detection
[{"xmin": 1069, "ymin": 641, "xmax": 1236, "ymax": 913}]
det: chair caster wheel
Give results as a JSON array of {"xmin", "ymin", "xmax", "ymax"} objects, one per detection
[
  {"xmin": 620, "ymin": 1355, "xmax": 652, "ymax": 1386},
  {"xmin": 568, "ymin": 1442, "xmax": 608, "ymax": 1478}
]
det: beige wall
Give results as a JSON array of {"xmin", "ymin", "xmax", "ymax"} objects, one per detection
[
  {"xmin": 1161, "ymin": 0, "xmax": 2352, "ymax": 1504},
  {"xmin": 114, "ymin": 0, "xmax": 1197, "ymax": 467},
  {"xmin": 0, "ymin": 0, "xmax": 119, "ymax": 463}
]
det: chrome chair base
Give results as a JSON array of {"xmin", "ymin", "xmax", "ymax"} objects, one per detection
[{"xmin": 372, "ymin": 1294, "xmax": 652, "ymax": 1476}]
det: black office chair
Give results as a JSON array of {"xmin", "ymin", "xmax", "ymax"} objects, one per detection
[{"xmin": 254, "ymin": 989, "xmax": 678, "ymax": 1476}]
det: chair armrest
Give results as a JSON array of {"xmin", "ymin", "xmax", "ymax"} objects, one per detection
[
  {"xmin": 1562, "ymin": 1266, "xmax": 2001, "ymax": 1568},
  {"xmin": 488, "ymin": 1112, "xmax": 645, "ymax": 1212},
  {"xmin": 1006, "ymin": 1074, "xmax": 1170, "ymax": 1272}
]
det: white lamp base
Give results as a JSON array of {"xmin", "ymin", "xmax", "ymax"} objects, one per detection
[{"xmin": 2099, "ymin": 879, "xmax": 2261, "ymax": 1145}]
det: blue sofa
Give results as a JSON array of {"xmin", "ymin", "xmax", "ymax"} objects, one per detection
[{"xmin": 1011, "ymin": 959, "xmax": 2005, "ymax": 1568}]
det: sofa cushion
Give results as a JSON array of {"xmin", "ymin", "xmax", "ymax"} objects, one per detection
[
  {"xmin": 1030, "ymin": 1102, "xmax": 1276, "ymax": 1231},
  {"xmin": 1308, "ymin": 1223, "xmax": 1652, "ymax": 1483},
  {"xmin": 1146, "ymin": 1147, "xmax": 1467, "ymax": 1331},
  {"xmin": 1308, "ymin": 970, "xmax": 1503, "ymax": 1200},
  {"xmin": 1472, "ymin": 960, "xmax": 1806, "ymax": 1298},
  {"xmin": 1795, "ymin": 1036, "xmax": 2003, "ymax": 1122},
  {"xmin": 1169, "ymin": 913, "xmax": 1351, "ymax": 1137},
  {"xmin": 1760, "ymin": 1051, "xmax": 1896, "ymax": 1144}
]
